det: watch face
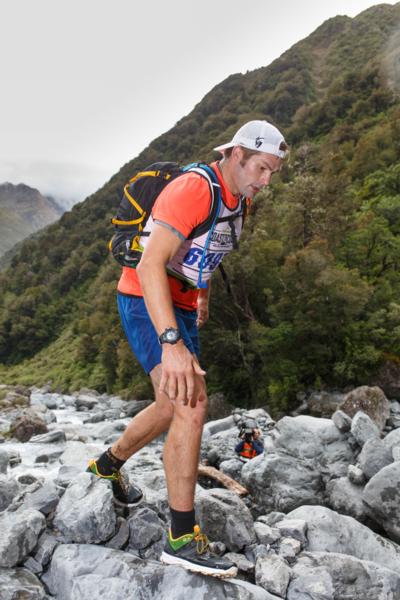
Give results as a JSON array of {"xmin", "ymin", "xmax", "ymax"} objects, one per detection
[
  {"xmin": 160, "ymin": 328, "xmax": 181, "ymax": 344},
  {"xmin": 166, "ymin": 330, "xmax": 178, "ymax": 342}
]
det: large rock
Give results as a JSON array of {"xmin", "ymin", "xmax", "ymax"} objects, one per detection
[
  {"xmin": 242, "ymin": 415, "xmax": 356, "ymax": 513},
  {"xmin": 92, "ymin": 420, "xmax": 127, "ymax": 441},
  {"xmin": 196, "ymin": 488, "xmax": 256, "ymax": 552},
  {"xmin": 383, "ymin": 428, "xmax": 400, "ymax": 453},
  {"xmin": 338, "ymin": 386, "xmax": 390, "ymax": 431},
  {"xmin": 363, "ymin": 462, "xmax": 400, "ymax": 542},
  {"xmin": 0, "ymin": 447, "xmax": 9, "ymax": 473},
  {"xmin": 331, "ymin": 409, "xmax": 352, "ymax": 432},
  {"xmin": 45, "ymin": 544, "xmax": 276, "ymax": 600},
  {"xmin": 0, "ymin": 509, "xmax": 45, "ymax": 567},
  {"xmin": 286, "ymin": 505, "xmax": 400, "ymax": 573},
  {"xmin": 124, "ymin": 399, "xmax": 152, "ymax": 418},
  {"xmin": 0, "ymin": 386, "xmax": 30, "ymax": 411},
  {"xmin": 203, "ymin": 415, "xmax": 236, "ymax": 439},
  {"xmin": 9, "ymin": 410, "xmax": 48, "ymax": 442},
  {"xmin": 255, "ymin": 552, "xmax": 291, "ymax": 597},
  {"xmin": 30, "ymin": 429, "xmax": 67, "ymax": 443},
  {"xmin": 273, "ymin": 416, "xmax": 356, "ymax": 478},
  {"xmin": 0, "ymin": 474, "xmax": 19, "ymax": 511},
  {"xmin": 59, "ymin": 441, "xmax": 103, "ymax": 470},
  {"xmin": 350, "ymin": 411, "xmax": 380, "ymax": 446},
  {"xmin": 127, "ymin": 506, "xmax": 164, "ymax": 554},
  {"xmin": 358, "ymin": 438, "xmax": 393, "ymax": 480},
  {"xmin": 53, "ymin": 473, "xmax": 116, "ymax": 543},
  {"xmin": 24, "ymin": 481, "xmax": 60, "ymax": 515},
  {"xmin": 202, "ymin": 427, "xmax": 239, "ymax": 465},
  {"xmin": 325, "ymin": 477, "xmax": 369, "ymax": 522},
  {"xmin": 289, "ymin": 551, "xmax": 400, "ymax": 600},
  {"xmin": 0, "ymin": 567, "xmax": 47, "ymax": 599},
  {"xmin": 242, "ymin": 451, "xmax": 323, "ymax": 513},
  {"xmin": 30, "ymin": 532, "xmax": 59, "ymax": 569},
  {"xmin": 75, "ymin": 395, "xmax": 99, "ymax": 410}
]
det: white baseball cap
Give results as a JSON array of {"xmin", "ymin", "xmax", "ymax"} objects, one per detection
[{"xmin": 214, "ymin": 120, "xmax": 288, "ymax": 159}]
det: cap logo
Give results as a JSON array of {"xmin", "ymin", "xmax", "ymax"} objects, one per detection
[{"xmin": 255, "ymin": 136, "xmax": 264, "ymax": 148}]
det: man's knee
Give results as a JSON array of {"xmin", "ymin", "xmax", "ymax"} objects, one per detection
[
  {"xmin": 159, "ymin": 403, "xmax": 174, "ymax": 425},
  {"xmin": 174, "ymin": 393, "xmax": 208, "ymax": 426}
]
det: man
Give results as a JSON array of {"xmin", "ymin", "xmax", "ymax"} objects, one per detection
[{"xmin": 88, "ymin": 120, "xmax": 288, "ymax": 577}]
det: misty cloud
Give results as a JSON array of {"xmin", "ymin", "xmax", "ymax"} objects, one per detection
[
  {"xmin": 0, "ymin": 159, "xmax": 112, "ymax": 209},
  {"xmin": 382, "ymin": 26, "xmax": 400, "ymax": 94}
]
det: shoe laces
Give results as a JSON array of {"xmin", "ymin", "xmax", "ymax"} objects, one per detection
[{"xmin": 193, "ymin": 525, "xmax": 209, "ymax": 555}]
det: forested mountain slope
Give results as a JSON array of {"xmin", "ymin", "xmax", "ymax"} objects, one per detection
[{"xmin": 1, "ymin": 3, "xmax": 400, "ymax": 413}]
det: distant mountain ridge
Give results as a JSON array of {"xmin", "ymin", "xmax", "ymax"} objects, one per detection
[{"xmin": 0, "ymin": 182, "xmax": 64, "ymax": 259}]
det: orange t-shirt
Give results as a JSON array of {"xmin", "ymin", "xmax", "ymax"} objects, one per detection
[{"xmin": 117, "ymin": 162, "xmax": 239, "ymax": 310}]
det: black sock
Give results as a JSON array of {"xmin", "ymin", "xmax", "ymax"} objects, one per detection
[
  {"xmin": 95, "ymin": 448, "xmax": 125, "ymax": 475},
  {"xmin": 170, "ymin": 507, "xmax": 196, "ymax": 538}
]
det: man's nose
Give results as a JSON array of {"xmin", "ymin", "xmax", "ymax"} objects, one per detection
[{"xmin": 260, "ymin": 171, "xmax": 272, "ymax": 186}]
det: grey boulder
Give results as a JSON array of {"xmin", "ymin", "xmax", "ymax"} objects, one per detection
[
  {"xmin": 0, "ymin": 508, "xmax": 45, "ymax": 567},
  {"xmin": 24, "ymin": 481, "xmax": 60, "ymax": 515},
  {"xmin": 325, "ymin": 477, "xmax": 369, "ymax": 522},
  {"xmin": 255, "ymin": 552, "xmax": 291, "ymax": 597},
  {"xmin": 383, "ymin": 427, "xmax": 400, "ymax": 452},
  {"xmin": 30, "ymin": 429, "xmax": 66, "ymax": 443},
  {"xmin": 363, "ymin": 462, "xmax": 400, "ymax": 542},
  {"xmin": 0, "ymin": 567, "xmax": 47, "ymax": 600},
  {"xmin": 0, "ymin": 448, "xmax": 9, "ymax": 473},
  {"xmin": 350, "ymin": 411, "xmax": 380, "ymax": 446},
  {"xmin": 53, "ymin": 473, "xmax": 116, "ymax": 543},
  {"xmin": 287, "ymin": 505, "xmax": 400, "ymax": 573},
  {"xmin": 196, "ymin": 488, "xmax": 256, "ymax": 552},
  {"xmin": 0, "ymin": 474, "xmax": 19, "ymax": 511},
  {"xmin": 128, "ymin": 506, "xmax": 164, "ymax": 555},
  {"xmin": 242, "ymin": 451, "xmax": 323, "ymax": 513},
  {"xmin": 45, "ymin": 543, "xmax": 276, "ymax": 600},
  {"xmin": 59, "ymin": 441, "xmax": 102, "ymax": 470},
  {"xmin": 331, "ymin": 409, "xmax": 352, "ymax": 432},
  {"xmin": 358, "ymin": 437, "xmax": 393, "ymax": 480},
  {"xmin": 289, "ymin": 551, "xmax": 400, "ymax": 600},
  {"xmin": 338, "ymin": 386, "xmax": 390, "ymax": 431}
]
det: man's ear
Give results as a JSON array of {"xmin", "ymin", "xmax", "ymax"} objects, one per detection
[{"xmin": 231, "ymin": 145, "xmax": 243, "ymax": 163}]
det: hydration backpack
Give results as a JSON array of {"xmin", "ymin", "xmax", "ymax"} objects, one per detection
[{"xmin": 109, "ymin": 162, "xmax": 223, "ymax": 279}]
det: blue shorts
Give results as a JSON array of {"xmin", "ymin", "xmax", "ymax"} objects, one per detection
[{"xmin": 117, "ymin": 293, "xmax": 200, "ymax": 375}]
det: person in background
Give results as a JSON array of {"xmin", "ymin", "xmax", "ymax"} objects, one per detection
[{"xmin": 235, "ymin": 426, "xmax": 264, "ymax": 460}]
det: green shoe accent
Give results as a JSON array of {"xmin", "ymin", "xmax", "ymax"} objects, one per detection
[
  {"xmin": 87, "ymin": 458, "xmax": 143, "ymax": 506},
  {"xmin": 161, "ymin": 525, "xmax": 237, "ymax": 578},
  {"xmin": 87, "ymin": 459, "xmax": 118, "ymax": 481},
  {"xmin": 168, "ymin": 528, "xmax": 195, "ymax": 551}
]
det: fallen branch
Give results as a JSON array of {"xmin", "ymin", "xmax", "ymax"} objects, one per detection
[{"xmin": 197, "ymin": 464, "xmax": 249, "ymax": 497}]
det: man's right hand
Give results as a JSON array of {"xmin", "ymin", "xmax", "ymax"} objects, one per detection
[{"xmin": 159, "ymin": 341, "xmax": 206, "ymax": 407}]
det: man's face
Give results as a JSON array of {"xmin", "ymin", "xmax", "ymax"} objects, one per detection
[{"xmin": 232, "ymin": 148, "xmax": 282, "ymax": 198}]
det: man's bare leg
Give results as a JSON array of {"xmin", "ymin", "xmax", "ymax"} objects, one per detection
[
  {"xmin": 111, "ymin": 364, "xmax": 173, "ymax": 460},
  {"xmin": 159, "ymin": 374, "xmax": 237, "ymax": 578},
  {"xmin": 162, "ymin": 373, "xmax": 207, "ymax": 511}
]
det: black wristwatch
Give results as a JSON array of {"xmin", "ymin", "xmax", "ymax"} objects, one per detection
[{"xmin": 158, "ymin": 327, "xmax": 182, "ymax": 345}]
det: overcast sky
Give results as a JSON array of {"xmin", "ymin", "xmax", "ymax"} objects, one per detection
[{"xmin": 0, "ymin": 0, "xmax": 398, "ymax": 206}]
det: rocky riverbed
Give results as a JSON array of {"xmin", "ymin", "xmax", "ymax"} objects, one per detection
[{"xmin": 1, "ymin": 383, "xmax": 400, "ymax": 599}]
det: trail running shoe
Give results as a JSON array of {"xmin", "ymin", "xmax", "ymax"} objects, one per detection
[
  {"xmin": 87, "ymin": 458, "xmax": 143, "ymax": 506},
  {"xmin": 160, "ymin": 525, "xmax": 238, "ymax": 578}
]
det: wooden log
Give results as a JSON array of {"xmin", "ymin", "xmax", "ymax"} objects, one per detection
[{"xmin": 197, "ymin": 464, "xmax": 249, "ymax": 497}]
